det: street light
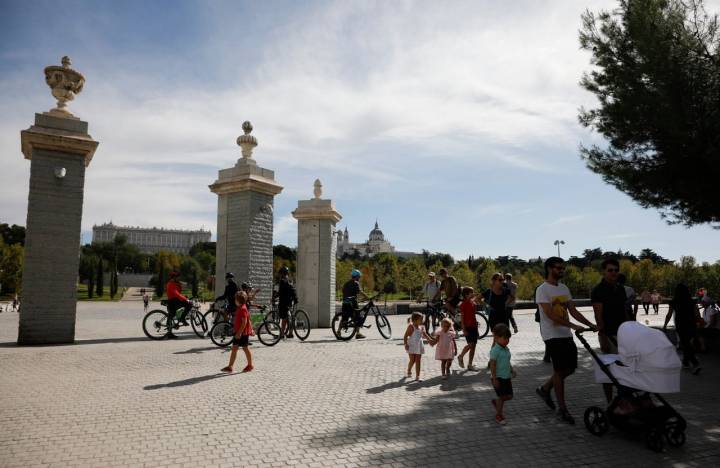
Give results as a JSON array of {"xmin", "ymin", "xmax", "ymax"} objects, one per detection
[{"xmin": 553, "ymin": 240, "xmax": 565, "ymax": 257}]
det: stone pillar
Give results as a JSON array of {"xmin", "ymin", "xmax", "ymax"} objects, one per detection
[
  {"xmin": 18, "ymin": 57, "xmax": 99, "ymax": 345},
  {"xmin": 292, "ymin": 180, "xmax": 342, "ymax": 328},
  {"xmin": 209, "ymin": 122, "xmax": 282, "ymax": 306}
]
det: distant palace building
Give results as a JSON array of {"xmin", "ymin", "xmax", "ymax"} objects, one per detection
[
  {"xmin": 336, "ymin": 221, "xmax": 419, "ymax": 259},
  {"xmin": 92, "ymin": 222, "xmax": 211, "ymax": 254}
]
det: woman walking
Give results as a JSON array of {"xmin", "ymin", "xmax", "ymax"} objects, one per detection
[{"xmin": 663, "ymin": 284, "xmax": 702, "ymax": 375}]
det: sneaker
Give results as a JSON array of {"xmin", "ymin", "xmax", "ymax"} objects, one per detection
[
  {"xmin": 513, "ymin": 327, "xmax": 518, "ymax": 334},
  {"xmin": 557, "ymin": 409, "xmax": 575, "ymax": 425},
  {"xmin": 467, "ymin": 365, "xmax": 478, "ymax": 371},
  {"xmin": 495, "ymin": 414, "xmax": 506, "ymax": 425},
  {"xmin": 442, "ymin": 375, "xmax": 449, "ymax": 380},
  {"xmin": 458, "ymin": 356, "xmax": 465, "ymax": 368},
  {"xmin": 287, "ymin": 333, "xmax": 294, "ymax": 339},
  {"xmin": 242, "ymin": 365, "xmax": 254, "ymax": 373},
  {"xmin": 356, "ymin": 333, "xmax": 366, "ymax": 339},
  {"xmin": 692, "ymin": 365, "xmax": 702, "ymax": 375},
  {"xmin": 167, "ymin": 334, "xmax": 179, "ymax": 340},
  {"xmin": 536, "ymin": 386, "xmax": 556, "ymax": 410},
  {"xmin": 221, "ymin": 366, "xmax": 233, "ymax": 373}
]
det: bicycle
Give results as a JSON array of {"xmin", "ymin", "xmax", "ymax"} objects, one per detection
[
  {"xmin": 331, "ymin": 294, "xmax": 392, "ymax": 341},
  {"xmin": 428, "ymin": 298, "xmax": 490, "ymax": 340},
  {"xmin": 142, "ymin": 298, "xmax": 208, "ymax": 340},
  {"xmin": 209, "ymin": 303, "xmax": 278, "ymax": 348},
  {"xmin": 256, "ymin": 303, "xmax": 311, "ymax": 346},
  {"xmin": 422, "ymin": 300, "xmax": 446, "ymax": 334}
]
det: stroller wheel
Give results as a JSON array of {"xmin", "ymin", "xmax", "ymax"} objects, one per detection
[
  {"xmin": 664, "ymin": 425, "xmax": 686, "ymax": 447},
  {"xmin": 583, "ymin": 406, "xmax": 609, "ymax": 436},
  {"xmin": 646, "ymin": 429, "xmax": 664, "ymax": 452}
]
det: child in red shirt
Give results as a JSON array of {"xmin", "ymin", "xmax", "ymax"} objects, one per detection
[
  {"xmin": 457, "ymin": 287, "xmax": 480, "ymax": 371},
  {"xmin": 221, "ymin": 291, "xmax": 254, "ymax": 373}
]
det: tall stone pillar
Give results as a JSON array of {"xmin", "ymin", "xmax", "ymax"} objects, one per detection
[
  {"xmin": 292, "ymin": 180, "xmax": 342, "ymax": 328},
  {"xmin": 210, "ymin": 122, "xmax": 283, "ymax": 306},
  {"xmin": 18, "ymin": 57, "xmax": 99, "ymax": 345}
]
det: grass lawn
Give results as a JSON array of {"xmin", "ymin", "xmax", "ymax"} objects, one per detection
[{"xmin": 77, "ymin": 285, "xmax": 125, "ymax": 301}]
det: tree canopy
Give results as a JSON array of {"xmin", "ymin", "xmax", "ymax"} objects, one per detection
[{"xmin": 579, "ymin": 0, "xmax": 720, "ymax": 227}]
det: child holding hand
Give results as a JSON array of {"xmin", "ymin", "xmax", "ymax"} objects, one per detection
[
  {"xmin": 433, "ymin": 318, "xmax": 456, "ymax": 379},
  {"xmin": 404, "ymin": 312, "xmax": 435, "ymax": 381}
]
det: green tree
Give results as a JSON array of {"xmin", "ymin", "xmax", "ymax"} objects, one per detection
[
  {"xmin": 397, "ymin": 257, "xmax": 425, "ymax": 299},
  {"xmin": 0, "ymin": 240, "xmax": 24, "ymax": 294},
  {"xmin": 451, "ymin": 262, "xmax": 475, "ymax": 291},
  {"xmin": 579, "ymin": 0, "xmax": 720, "ymax": 226},
  {"xmin": 372, "ymin": 253, "xmax": 399, "ymax": 294},
  {"xmin": 96, "ymin": 257, "xmax": 104, "ymax": 297},
  {"xmin": 0, "ymin": 223, "xmax": 26, "ymax": 246}
]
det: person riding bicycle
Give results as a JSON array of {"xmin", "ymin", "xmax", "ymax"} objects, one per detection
[
  {"xmin": 276, "ymin": 266, "xmax": 298, "ymax": 339},
  {"xmin": 215, "ymin": 272, "xmax": 239, "ymax": 320},
  {"xmin": 342, "ymin": 269, "xmax": 370, "ymax": 339},
  {"xmin": 432, "ymin": 268, "xmax": 461, "ymax": 317},
  {"xmin": 166, "ymin": 271, "xmax": 192, "ymax": 337}
]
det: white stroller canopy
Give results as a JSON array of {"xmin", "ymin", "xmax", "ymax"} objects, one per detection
[{"xmin": 593, "ymin": 321, "xmax": 682, "ymax": 393}]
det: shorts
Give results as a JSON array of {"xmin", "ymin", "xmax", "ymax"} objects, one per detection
[
  {"xmin": 448, "ymin": 295, "xmax": 461, "ymax": 308},
  {"xmin": 464, "ymin": 326, "xmax": 479, "ymax": 344},
  {"xmin": 493, "ymin": 377, "xmax": 513, "ymax": 397},
  {"xmin": 232, "ymin": 335, "xmax": 250, "ymax": 347},
  {"xmin": 488, "ymin": 314, "xmax": 509, "ymax": 331},
  {"xmin": 278, "ymin": 304, "xmax": 290, "ymax": 320},
  {"xmin": 545, "ymin": 337, "xmax": 578, "ymax": 372}
]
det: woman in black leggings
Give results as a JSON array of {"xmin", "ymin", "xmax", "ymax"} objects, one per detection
[{"xmin": 664, "ymin": 284, "xmax": 701, "ymax": 375}]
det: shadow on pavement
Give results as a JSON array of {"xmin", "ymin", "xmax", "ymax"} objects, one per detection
[
  {"xmin": 309, "ymin": 349, "xmax": 709, "ymax": 466},
  {"xmin": 173, "ymin": 346, "xmax": 221, "ymax": 355},
  {"xmin": 144, "ymin": 373, "xmax": 233, "ymax": 390},
  {"xmin": 0, "ymin": 333, "xmax": 204, "ymax": 348}
]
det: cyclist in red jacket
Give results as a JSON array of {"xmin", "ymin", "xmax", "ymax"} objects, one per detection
[{"xmin": 166, "ymin": 271, "xmax": 192, "ymax": 332}]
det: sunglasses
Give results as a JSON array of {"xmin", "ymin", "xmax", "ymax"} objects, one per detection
[
  {"xmin": 606, "ymin": 268, "xmax": 620, "ymax": 273},
  {"xmin": 552, "ymin": 266, "xmax": 566, "ymax": 271}
]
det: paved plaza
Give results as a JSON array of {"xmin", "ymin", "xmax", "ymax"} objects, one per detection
[{"xmin": 1, "ymin": 302, "xmax": 719, "ymax": 467}]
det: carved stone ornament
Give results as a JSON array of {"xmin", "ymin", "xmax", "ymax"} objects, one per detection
[
  {"xmin": 313, "ymin": 179, "xmax": 323, "ymax": 199},
  {"xmin": 236, "ymin": 120, "xmax": 258, "ymax": 159},
  {"xmin": 44, "ymin": 56, "xmax": 85, "ymax": 118}
]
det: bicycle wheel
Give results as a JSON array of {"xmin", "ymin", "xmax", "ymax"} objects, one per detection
[
  {"xmin": 375, "ymin": 312, "xmax": 392, "ymax": 339},
  {"xmin": 257, "ymin": 320, "xmax": 282, "ymax": 346},
  {"xmin": 476, "ymin": 312, "xmax": 490, "ymax": 339},
  {"xmin": 209, "ymin": 321, "xmax": 234, "ymax": 348},
  {"xmin": 191, "ymin": 310, "xmax": 208, "ymax": 338},
  {"xmin": 143, "ymin": 310, "xmax": 170, "ymax": 340},
  {"xmin": 332, "ymin": 313, "xmax": 357, "ymax": 341},
  {"xmin": 292, "ymin": 309, "xmax": 311, "ymax": 341}
]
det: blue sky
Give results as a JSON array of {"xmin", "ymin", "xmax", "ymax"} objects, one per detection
[{"xmin": 1, "ymin": 0, "xmax": 718, "ymax": 263}]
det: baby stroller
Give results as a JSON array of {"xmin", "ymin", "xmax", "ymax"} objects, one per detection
[{"xmin": 576, "ymin": 322, "xmax": 686, "ymax": 452}]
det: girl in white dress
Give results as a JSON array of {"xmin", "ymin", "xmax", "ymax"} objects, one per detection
[{"xmin": 404, "ymin": 312, "xmax": 435, "ymax": 381}]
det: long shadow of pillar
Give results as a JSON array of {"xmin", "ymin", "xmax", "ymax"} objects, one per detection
[{"xmin": 18, "ymin": 56, "xmax": 99, "ymax": 345}]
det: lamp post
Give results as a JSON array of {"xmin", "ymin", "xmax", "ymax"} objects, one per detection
[{"xmin": 553, "ymin": 240, "xmax": 565, "ymax": 257}]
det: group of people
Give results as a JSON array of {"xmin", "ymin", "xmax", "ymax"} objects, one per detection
[
  {"xmin": 406, "ymin": 256, "xmax": 711, "ymax": 425},
  {"xmin": 0, "ymin": 294, "xmax": 20, "ymax": 313}
]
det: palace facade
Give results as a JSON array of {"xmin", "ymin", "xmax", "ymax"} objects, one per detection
[{"xmin": 92, "ymin": 222, "xmax": 211, "ymax": 254}]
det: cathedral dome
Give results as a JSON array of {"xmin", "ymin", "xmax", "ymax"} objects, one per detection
[{"xmin": 369, "ymin": 221, "xmax": 385, "ymax": 242}]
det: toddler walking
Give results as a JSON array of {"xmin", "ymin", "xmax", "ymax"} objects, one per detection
[
  {"xmin": 433, "ymin": 318, "xmax": 456, "ymax": 379},
  {"xmin": 403, "ymin": 312, "xmax": 435, "ymax": 381},
  {"xmin": 489, "ymin": 323, "xmax": 516, "ymax": 424}
]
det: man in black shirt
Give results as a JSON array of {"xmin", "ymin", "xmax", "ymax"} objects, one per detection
[
  {"xmin": 276, "ymin": 266, "xmax": 298, "ymax": 339},
  {"xmin": 342, "ymin": 269, "xmax": 369, "ymax": 339},
  {"xmin": 591, "ymin": 258, "xmax": 629, "ymax": 402},
  {"xmin": 215, "ymin": 272, "xmax": 239, "ymax": 319}
]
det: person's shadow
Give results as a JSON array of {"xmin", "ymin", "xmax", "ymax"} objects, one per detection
[
  {"xmin": 144, "ymin": 373, "xmax": 233, "ymax": 390},
  {"xmin": 366, "ymin": 377, "xmax": 410, "ymax": 394}
]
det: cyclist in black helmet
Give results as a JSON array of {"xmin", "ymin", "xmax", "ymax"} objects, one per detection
[
  {"xmin": 215, "ymin": 272, "xmax": 239, "ymax": 318},
  {"xmin": 276, "ymin": 266, "xmax": 298, "ymax": 339}
]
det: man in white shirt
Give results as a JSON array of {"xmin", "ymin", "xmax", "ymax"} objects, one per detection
[
  {"xmin": 422, "ymin": 272, "xmax": 441, "ymax": 303},
  {"xmin": 535, "ymin": 256, "xmax": 597, "ymax": 425}
]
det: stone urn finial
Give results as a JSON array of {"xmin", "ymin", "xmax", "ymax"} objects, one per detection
[
  {"xmin": 44, "ymin": 56, "xmax": 85, "ymax": 118},
  {"xmin": 313, "ymin": 179, "xmax": 322, "ymax": 199},
  {"xmin": 236, "ymin": 120, "xmax": 258, "ymax": 159}
]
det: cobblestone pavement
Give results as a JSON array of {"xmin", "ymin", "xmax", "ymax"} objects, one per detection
[{"xmin": 1, "ymin": 302, "xmax": 719, "ymax": 467}]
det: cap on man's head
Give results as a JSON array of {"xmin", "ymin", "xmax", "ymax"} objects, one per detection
[{"xmin": 428, "ymin": 272, "xmax": 435, "ymax": 277}]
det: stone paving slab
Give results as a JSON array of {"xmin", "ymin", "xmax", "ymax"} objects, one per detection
[{"xmin": 0, "ymin": 302, "xmax": 718, "ymax": 467}]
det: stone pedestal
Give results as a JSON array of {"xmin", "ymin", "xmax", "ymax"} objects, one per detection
[
  {"xmin": 18, "ymin": 113, "xmax": 99, "ymax": 344},
  {"xmin": 292, "ymin": 180, "xmax": 342, "ymax": 328},
  {"xmin": 209, "ymin": 122, "xmax": 282, "ymax": 306}
]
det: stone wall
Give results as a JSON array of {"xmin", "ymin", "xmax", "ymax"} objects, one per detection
[{"xmin": 19, "ymin": 149, "xmax": 86, "ymax": 344}]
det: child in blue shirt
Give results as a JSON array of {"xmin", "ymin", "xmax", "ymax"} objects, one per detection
[{"xmin": 490, "ymin": 323, "xmax": 516, "ymax": 425}]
